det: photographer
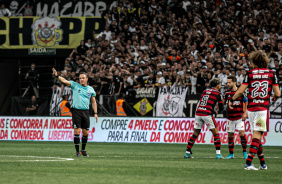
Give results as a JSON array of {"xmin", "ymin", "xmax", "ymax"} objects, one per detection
[
  {"xmin": 26, "ymin": 95, "xmax": 38, "ymax": 116},
  {"xmin": 22, "ymin": 63, "xmax": 39, "ymax": 98}
]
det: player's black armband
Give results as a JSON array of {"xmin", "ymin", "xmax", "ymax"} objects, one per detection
[{"xmin": 230, "ymin": 98, "xmax": 234, "ymax": 102}]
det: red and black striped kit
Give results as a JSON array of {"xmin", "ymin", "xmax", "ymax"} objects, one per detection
[
  {"xmin": 196, "ymin": 88, "xmax": 223, "ymax": 116},
  {"xmin": 243, "ymin": 68, "xmax": 279, "ymax": 111},
  {"xmin": 225, "ymin": 91, "xmax": 244, "ymax": 120}
]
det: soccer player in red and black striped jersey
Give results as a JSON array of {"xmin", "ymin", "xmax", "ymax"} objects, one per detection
[
  {"xmin": 223, "ymin": 75, "xmax": 248, "ymax": 160},
  {"xmin": 184, "ymin": 78, "xmax": 224, "ymax": 159},
  {"xmin": 230, "ymin": 50, "xmax": 280, "ymax": 170}
]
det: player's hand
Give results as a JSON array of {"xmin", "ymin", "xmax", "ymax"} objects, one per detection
[
  {"xmin": 242, "ymin": 112, "xmax": 248, "ymax": 121},
  {"xmin": 94, "ymin": 114, "xmax": 98, "ymax": 123},
  {"xmin": 271, "ymin": 95, "xmax": 278, "ymax": 102},
  {"xmin": 228, "ymin": 101, "xmax": 234, "ymax": 109},
  {"xmin": 52, "ymin": 68, "xmax": 58, "ymax": 77}
]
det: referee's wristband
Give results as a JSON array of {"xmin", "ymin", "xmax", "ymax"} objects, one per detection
[
  {"xmin": 94, "ymin": 113, "xmax": 97, "ymax": 114},
  {"xmin": 55, "ymin": 75, "xmax": 59, "ymax": 78}
]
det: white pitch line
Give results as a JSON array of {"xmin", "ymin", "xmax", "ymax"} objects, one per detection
[
  {"xmin": 0, "ymin": 155, "xmax": 74, "ymax": 161},
  {"xmin": 0, "ymin": 160, "xmax": 71, "ymax": 162}
]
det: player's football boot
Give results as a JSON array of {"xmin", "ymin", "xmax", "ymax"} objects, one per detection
[
  {"xmin": 243, "ymin": 152, "xmax": 248, "ymax": 159},
  {"xmin": 80, "ymin": 150, "xmax": 89, "ymax": 157},
  {"xmin": 225, "ymin": 154, "xmax": 234, "ymax": 159},
  {"xmin": 259, "ymin": 164, "xmax": 267, "ymax": 170},
  {"xmin": 184, "ymin": 152, "xmax": 193, "ymax": 159},
  {"xmin": 216, "ymin": 154, "xmax": 224, "ymax": 159},
  {"xmin": 244, "ymin": 164, "xmax": 258, "ymax": 170},
  {"xmin": 76, "ymin": 152, "xmax": 81, "ymax": 157}
]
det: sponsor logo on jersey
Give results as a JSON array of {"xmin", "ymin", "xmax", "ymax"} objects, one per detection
[
  {"xmin": 252, "ymin": 70, "xmax": 258, "ymax": 74},
  {"xmin": 253, "ymin": 99, "xmax": 265, "ymax": 103}
]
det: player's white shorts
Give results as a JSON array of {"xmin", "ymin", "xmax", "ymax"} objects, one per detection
[
  {"xmin": 194, "ymin": 115, "xmax": 216, "ymax": 130},
  {"xmin": 248, "ymin": 110, "xmax": 269, "ymax": 132},
  {"xmin": 226, "ymin": 119, "xmax": 245, "ymax": 132}
]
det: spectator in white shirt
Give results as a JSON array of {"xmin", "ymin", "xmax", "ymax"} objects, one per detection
[
  {"xmin": 140, "ymin": 40, "xmax": 148, "ymax": 51},
  {"xmin": 128, "ymin": 21, "xmax": 136, "ymax": 33},
  {"xmin": 236, "ymin": 69, "xmax": 244, "ymax": 86},
  {"xmin": 97, "ymin": 26, "xmax": 112, "ymax": 41},
  {"xmin": 0, "ymin": 4, "xmax": 11, "ymax": 17},
  {"xmin": 182, "ymin": 0, "xmax": 191, "ymax": 11},
  {"xmin": 156, "ymin": 71, "xmax": 165, "ymax": 87},
  {"xmin": 190, "ymin": 45, "xmax": 199, "ymax": 59}
]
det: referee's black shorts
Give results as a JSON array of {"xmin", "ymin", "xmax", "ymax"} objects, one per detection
[{"xmin": 71, "ymin": 108, "xmax": 90, "ymax": 130}]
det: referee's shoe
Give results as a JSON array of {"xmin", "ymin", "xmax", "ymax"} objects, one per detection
[{"xmin": 80, "ymin": 150, "xmax": 89, "ymax": 157}]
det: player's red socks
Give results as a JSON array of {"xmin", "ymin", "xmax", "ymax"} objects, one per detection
[
  {"xmin": 74, "ymin": 134, "xmax": 80, "ymax": 152},
  {"xmin": 82, "ymin": 136, "xmax": 88, "ymax": 150},
  {"xmin": 186, "ymin": 134, "xmax": 198, "ymax": 152},
  {"xmin": 228, "ymin": 137, "xmax": 234, "ymax": 154},
  {"xmin": 246, "ymin": 138, "xmax": 260, "ymax": 165},
  {"xmin": 240, "ymin": 135, "xmax": 247, "ymax": 153},
  {"xmin": 257, "ymin": 141, "xmax": 265, "ymax": 166},
  {"xmin": 214, "ymin": 134, "xmax": 221, "ymax": 151}
]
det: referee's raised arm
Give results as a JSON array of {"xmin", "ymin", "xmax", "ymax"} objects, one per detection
[{"xmin": 52, "ymin": 68, "xmax": 71, "ymax": 87}]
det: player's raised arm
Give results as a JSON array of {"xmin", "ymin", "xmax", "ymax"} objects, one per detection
[
  {"xmin": 229, "ymin": 84, "xmax": 248, "ymax": 109},
  {"xmin": 232, "ymin": 84, "xmax": 248, "ymax": 101},
  {"xmin": 52, "ymin": 68, "xmax": 71, "ymax": 87}
]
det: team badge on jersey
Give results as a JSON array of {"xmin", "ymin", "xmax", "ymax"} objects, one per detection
[
  {"xmin": 87, "ymin": 92, "xmax": 91, "ymax": 97},
  {"xmin": 78, "ymin": 89, "xmax": 81, "ymax": 94}
]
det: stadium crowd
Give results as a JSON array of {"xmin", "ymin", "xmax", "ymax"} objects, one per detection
[{"xmin": 54, "ymin": 0, "xmax": 282, "ymax": 96}]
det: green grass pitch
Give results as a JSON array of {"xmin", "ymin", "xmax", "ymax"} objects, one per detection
[{"xmin": 0, "ymin": 141, "xmax": 281, "ymax": 184}]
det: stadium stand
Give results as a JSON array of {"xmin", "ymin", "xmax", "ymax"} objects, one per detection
[
  {"xmin": 56, "ymin": 0, "xmax": 282, "ymax": 94},
  {"xmin": 1, "ymin": 0, "xmax": 281, "ymax": 116}
]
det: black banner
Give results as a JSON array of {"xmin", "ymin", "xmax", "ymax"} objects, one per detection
[{"xmin": 3, "ymin": 0, "xmax": 117, "ymax": 17}]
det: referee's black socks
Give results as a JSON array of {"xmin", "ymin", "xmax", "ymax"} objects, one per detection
[
  {"xmin": 74, "ymin": 134, "xmax": 80, "ymax": 153},
  {"xmin": 82, "ymin": 136, "xmax": 88, "ymax": 150}
]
